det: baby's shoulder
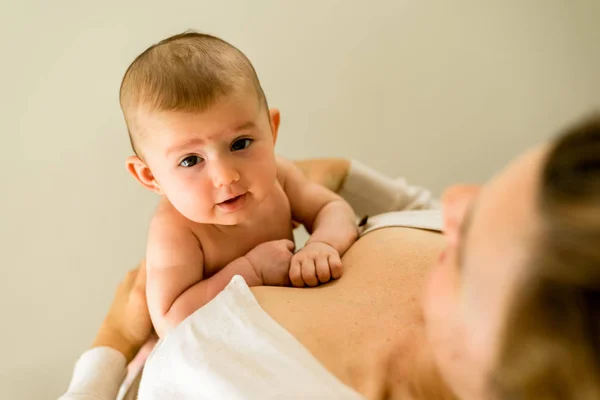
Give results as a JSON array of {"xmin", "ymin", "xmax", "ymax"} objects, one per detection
[
  {"xmin": 152, "ymin": 198, "xmax": 183, "ymax": 221},
  {"xmin": 275, "ymin": 155, "xmax": 291, "ymax": 181},
  {"xmin": 146, "ymin": 199, "xmax": 205, "ymax": 268},
  {"xmin": 149, "ymin": 198, "xmax": 197, "ymax": 236},
  {"xmin": 275, "ymin": 155, "xmax": 300, "ymax": 192}
]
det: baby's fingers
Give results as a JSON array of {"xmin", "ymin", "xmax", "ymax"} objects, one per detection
[
  {"xmin": 329, "ymin": 253, "xmax": 343, "ymax": 280},
  {"xmin": 301, "ymin": 258, "xmax": 319, "ymax": 287},
  {"xmin": 289, "ymin": 258, "xmax": 305, "ymax": 288},
  {"xmin": 315, "ymin": 256, "xmax": 331, "ymax": 284}
]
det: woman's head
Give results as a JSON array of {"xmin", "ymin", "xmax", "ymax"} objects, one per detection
[{"xmin": 423, "ymin": 115, "xmax": 600, "ymax": 399}]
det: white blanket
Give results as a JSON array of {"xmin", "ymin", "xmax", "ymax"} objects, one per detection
[{"xmin": 138, "ymin": 275, "xmax": 365, "ymax": 399}]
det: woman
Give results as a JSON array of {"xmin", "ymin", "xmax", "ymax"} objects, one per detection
[{"xmin": 61, "ymin": 115, "xmax": 600, "ymax": 399}]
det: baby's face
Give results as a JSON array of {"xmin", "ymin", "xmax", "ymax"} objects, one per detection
[{"xmin": 137, "ymin": 89, "xmax": 278, "ymax": 225}]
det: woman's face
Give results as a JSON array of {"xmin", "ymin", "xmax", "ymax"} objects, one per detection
[{"xmin": 422, "ymin": 145, "xmax": 549, "ymax": 399}]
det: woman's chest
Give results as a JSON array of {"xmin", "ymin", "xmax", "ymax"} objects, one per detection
[{"xmin": 254, "ymin": 227, "xmax": 445, "ymax": 396}]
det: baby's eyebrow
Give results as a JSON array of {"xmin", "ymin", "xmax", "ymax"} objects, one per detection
[
  {"xmin": 165, "ymin": 120, "xmax": 258, "ymax": 156},
  {"xmin": 233, "ymin": 121, "xmax": 256, "ymax": 132},
  {"xmin": 166, "ymin": 137, "xmax": 205, "ymax": 157}
]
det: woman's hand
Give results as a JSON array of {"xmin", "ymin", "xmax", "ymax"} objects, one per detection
[
  {"xmin": 91, "ymin": 261, "xmax": 153, "ymax": 363},
  {"xmin": 294, "ymin": 158, "xmax": 350, "ymax": 193}
]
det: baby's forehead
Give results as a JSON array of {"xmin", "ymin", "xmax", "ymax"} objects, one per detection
[
  {"xmin": 138, "ymin": 84, "xmax": 261, "ymax": 121},
  {"xmin": 132, "ymin": 96, "xmax": 264, "ymax": 149}
]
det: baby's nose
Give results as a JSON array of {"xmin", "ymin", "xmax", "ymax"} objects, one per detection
[{"xmin": 211, "ymin": 161, "xmax": 240, "ymax": 188}]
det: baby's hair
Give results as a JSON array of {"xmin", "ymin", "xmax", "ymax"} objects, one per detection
[{"xmin": 119, "ymin": 31, "xmax": 267, "ymax": 155}]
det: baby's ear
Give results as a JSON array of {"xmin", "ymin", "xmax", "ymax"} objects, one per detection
[
  {"xmin": 126, "ymin": 156, "xmax": 163, "ymax": 194},
  {"xmin": 269, "ymin": 108, "xmax": 281, "ymax": 144}
]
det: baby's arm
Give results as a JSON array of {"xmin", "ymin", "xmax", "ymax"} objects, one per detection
[
  {"xmin": 278, "ymin": 157, "xmax": 358, "ymax": 287},
  {"xmin": 296, "ymin": 158, "xmax": 439, "ymax": 215},
  {"xmin": 146, "ymin": 211, "xmax": 262, "ymax": 337}
]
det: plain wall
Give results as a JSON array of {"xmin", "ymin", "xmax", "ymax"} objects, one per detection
[{"xmin": 0, "ymin": 0, "xmax": 598, "ymax": 398}]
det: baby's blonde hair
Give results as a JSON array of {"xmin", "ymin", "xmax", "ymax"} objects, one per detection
[{"xmin": 119, "ymin": 31, "xmax": 267, "ymax": 155}]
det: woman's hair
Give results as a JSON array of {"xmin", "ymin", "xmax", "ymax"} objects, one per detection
[{"xmin": 491, "ymin": 114, "xmax": 600, "ymax": 399}]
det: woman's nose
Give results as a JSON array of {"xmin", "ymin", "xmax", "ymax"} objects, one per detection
[
  {"xmin": 441, "ymin": 184, "xmax": 481, "ymax": 242},
  {"xmin": 210, "ymin": 159, "xmax": 240, "ymax": 188}
]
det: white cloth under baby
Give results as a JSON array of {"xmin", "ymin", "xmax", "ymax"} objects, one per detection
[{"xmin": 137, "ymin": 275, "xmax": 364, "ymax": 399}]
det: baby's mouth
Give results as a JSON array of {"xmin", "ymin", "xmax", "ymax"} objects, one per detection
[
  {"xmin": 220, "ymin": 195, "xmax": 242, "ymax": 204},
  {"xmin": 216, "ymin": 193, "xmax": 248, "ymax": 213}
]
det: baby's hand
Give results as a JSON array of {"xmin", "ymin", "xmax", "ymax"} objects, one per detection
[
  {"xmin": 289, "ymin": 242, "xmax": 343, "ymax": 287},
  {"xmin": 245, "ymin": 239, "xmax": 295, "ymax": 287}
]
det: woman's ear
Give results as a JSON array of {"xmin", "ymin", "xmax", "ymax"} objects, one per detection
[
  {"xmin": 269, "ymin": 108, "xmax": 281, "ymax": 144},
  {"xmin": 126, "ymin": 156, "xmax": 163, "ymax": 194}
]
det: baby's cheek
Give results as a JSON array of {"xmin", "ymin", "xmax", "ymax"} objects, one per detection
[
  {"xmin": 252, "ymin": 152, "xmax": 277, "ymax": 180},
  {"xmin": 167, "ymin": 183, "xmax": 213, "ymax": 222}
]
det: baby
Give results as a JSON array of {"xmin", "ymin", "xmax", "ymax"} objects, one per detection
[{"xmin": 119, "ymin": 32, "xmax": 358, "ymax": 337}]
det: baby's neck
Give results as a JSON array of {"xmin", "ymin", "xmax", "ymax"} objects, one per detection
[{"xmin": 208, "ymin": 220, "xmax": 254, "ymax": 235}]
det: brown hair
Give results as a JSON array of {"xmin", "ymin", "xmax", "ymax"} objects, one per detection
[
  {"xmin": 491, "ymin": 115, "xmax": 600, "ymax": 399},
  {"xmin": 119, "ymin": 31, "xmax": 267, "ymax": 155}
]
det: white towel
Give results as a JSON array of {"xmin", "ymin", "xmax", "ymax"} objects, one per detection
[{"xmin": 138, "ymin": 276, "xmax": 364, "ymax": 400}]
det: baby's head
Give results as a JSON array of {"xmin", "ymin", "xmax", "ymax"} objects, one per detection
[{"xmin": 121, "ymin": 32, "xmax": 280, "ymax": 225}]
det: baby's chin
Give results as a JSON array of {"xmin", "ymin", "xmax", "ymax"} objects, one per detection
[
  {"xmin": 182, "ymin": 209, "xmax": 252, "ymax": 226},
  {"xmin": 177, "ymin": 191, "xmax": 264, "ymax": 225}
]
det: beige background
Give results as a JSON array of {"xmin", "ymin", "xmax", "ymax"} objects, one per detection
[{"xmin": 0, "ymin": 0, "xmax": 598, "ymax": 398}]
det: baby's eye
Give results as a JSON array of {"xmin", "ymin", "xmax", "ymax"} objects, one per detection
[
  {"xmin": 179, "ymin": 156, "xmax": 203, "ymax": 168},
  {"xmin": 231, "ymin": 138, "xmax": 253, "ymax": 151}
]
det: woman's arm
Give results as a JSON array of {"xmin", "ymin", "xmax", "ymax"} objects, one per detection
[
  {"xmin": 295, "ymin": 159, "xmax": 439, "ymax": 217},
  {"xmin": 60, "ymin": 263, "xmax": 153, "ymax": 400}
]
